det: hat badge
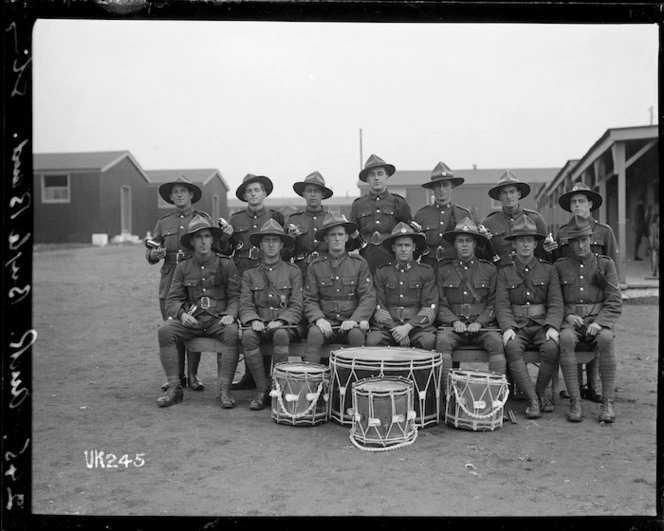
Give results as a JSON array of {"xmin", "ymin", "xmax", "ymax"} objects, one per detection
[
  {"xmin": 462, "ymin": 225, "xmax": 469, "ymax": 231},
  {"xmin": 400, "ymin": 227, "xmax": 407, "ymax": 233},
  {"xmin": 442, "ymin": 171, "xmax": 447, "ymax": 176}
]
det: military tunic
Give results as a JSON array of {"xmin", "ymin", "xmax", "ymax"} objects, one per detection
[
  {"xmin": 367, "ymin": 260, "xmax": 437, "ymax": 349},
  {"xmin": 553, "ymin": 217, "xmax": 620, "ymax": 277},
  {"xmin": 285, "ymin": 207, "xmax": 330, "ymax": 278},
  {"xmin": 349, "ymin": 190, "xmax": 412, "ymax": 273},
  {"xmin": 414, "ymin": 202, "xmax": 471, "ymax": 269},
  {"xmin": 219, "ymin": 207, "xmax": 285, "ymax": 277},
  {"xmin": 480, "ymin": 207, "xmax": 549, "ymax": 267}
]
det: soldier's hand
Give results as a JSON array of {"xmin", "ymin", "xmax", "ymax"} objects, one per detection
[
  {"xmin": 566, "ymin": 314, "xmax": 584, "ymax": 328},
  {"xmin": 502, "ymin": 329, "xmax": 516, "ymax": 346},
  {"xmin": 219, "ymin": 315, "xmax": 235, "ymax": 326},
  {"xmin": 453, "ymin": 321, "xmax": 467, "ymax": 334},
  {"xmin": 181, "ymin": 313, "xmax": 199, "ymax": 327},
  {"xmin": 398, "ymin": 336, "xmax": 411, "ymax": 347},
  {"xmin": 586, "ymin": 322, "xmax": 602, "ymax": 336},
  {"xmin": 542, "ymin": 240, "xmax": 559, "ymax": 253},
  {"xmin": 340, "ymin": 320, "xmax": 358, "ymax": 332},
  {"xmin": 316, "ymin": 318, "xmax": 333, "ymax": 337},
  {"xmin": 545, "ymin": 327, "xmax": 559, "ymax": 344},
  {"xmin": 251, "ymin": 320, "xmax": 265, "ymax": 332},
  {"xmin": 267, "ymin": 320, "xmax": 282, "ymax": 330},
  {"xmin": 391, "ymin": 324, "xmax": 412, "ymax": 343},
  {"xmin": 359, "ymin": 320, "xmax": 370, "ymax": 331},
  {"xmin": 221, "ymin": 224, "xmax": 234, "ymax": 236},
  {"xmin": 150, "ymin": 247, "xmax": 166, "ymax": 260},
  {"xmin": 467, "ymin": 322, "xmax": 482, "ymax": 333}
]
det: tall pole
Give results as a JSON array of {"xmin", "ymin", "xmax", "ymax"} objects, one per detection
[
  {"xmin": 649, "ymin": 106, "xmax": 654, "ymax": 125},
  {"xmin": 359, "ymin": 128, "xmax": 363, "ymax": 170}
]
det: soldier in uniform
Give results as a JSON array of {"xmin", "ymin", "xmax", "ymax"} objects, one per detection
[
  {"xmin": 436, "ymin": 218, "xmax": 506, "ymax": 397},
  {"xmin": 285, "ymin": 171, "xmax": 335, "ymax": 278},
  {"xmin": 146, "ymin": 177, "xmax": 214, "ymax": 391},
  {"xmin": 414, "ymin": 161, "xmax": 471, "ymax": 272},
  {"xmin": 303, "ymin": 212, "xmax": 376, "ymax": 363},
  {"xmin": 239, "ymin": 219, "xmax": 304, "ymax": 410},
  {"xmin": 156, "ymin": 216, "xmax": 241, "ymax": 408},
  {"xmin": 349, "ymin": 154, "xmax": 412, "ymax": 274},
  {"xmin": 219, "ymin": 173, "xmax": 285, "ymax": 390},
  {"xmin": 554, "ymin": 215, "xmax": 622, "ymax": 423},
  {"xmin": 495, "ymin": 215, "xmax": 564, "ymax": 419},
  {"xmin": 480, "ymin": 170, "xmax": 549, "ymax": 267},
  {"xmin": 543, "ymin": 182, "xmax": 619, "ymax": 403},
  {"xmin": 367, "ymin": 222, "xmax": 437, "ymax": 349}
]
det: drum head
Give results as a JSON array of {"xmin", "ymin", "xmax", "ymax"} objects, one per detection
[
  {"xmin": 332, "ymin": 347, "xmax": 435, "ymax": 362},
  {"xmin": 354, "ymin": 378, "xmax": 411, "ymax": 393},
  {"xmin": 275, "ymin": 362, "xmax": 328, "ymax": 375},
  {"xmin": 450, "ymin": 369, "xmax": 505, "ymax": 383}
]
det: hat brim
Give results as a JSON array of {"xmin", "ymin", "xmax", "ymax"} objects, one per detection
[
  {"xmin": 236, "ymin": 176, "xmax": 274, "ymax": 201},
  {"xmin": 179, "ymin": 226, "xmax": 224, "ymax": 250},
  {"xmin": 442, "ymin": 230, "xmax": 489, "ymax": 245},
  {"xmin": 488, "ymin": 182, "xmax": 531, "ymax": 200},
  {"xmin": 505, "ymin": 232, "xmax": 546, "ymax": 241},
  {"xmin": 359, "ymin": 164, "xmax": 396, "ymax": 183},
  {"xmin": 292, "ymin": 182, "xmax": 333, "ymax": 199},
  {"xmin": 315, "ymin": 221, "xmax": 357, "ymax": 241},
  {"xmin": 566, "ymin": 228, "xmax": 594, "ymax": 241},
  {"xmin": 421, "ymin": 177, "xmax": 465, "ymax": 189},
  {"xmin": 382, "ymin": 232, "xmax": 426, "ymax": 251},
  {"xmin": 159, "ymin": 181, "xmax": 203, "ymax": 204},
  {"xmin": 249, "ymin": 231, "xmax": 295, "ymax": 248},
  {"xmin": 558, "ymin": 190, "xmax": 603, "ymax": 212}
]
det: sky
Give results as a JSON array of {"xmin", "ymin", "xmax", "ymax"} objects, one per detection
[{"xmin": 32, "ymin": 20, "xmax": 658, "ymax": 198}]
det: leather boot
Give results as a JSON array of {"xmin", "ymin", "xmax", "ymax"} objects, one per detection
[
  {"xmin": 231, "ymin": 367, "xmax": 256, "ymax": 390},
  {"xmin": 244, "ymin": 349, "xmax": 270, "ymax": 410},
  {"xmin": 162, "ymin": 375, "xmax": 187, "ymax": 391},
  {"xmin": 188, "ymin": 374, "xmax": 205, "ymax": 391},
  {"xmin": 537, "ymin": 393, "xmax": 554, "ymax": 413},
  {"xmin": 157, "ymin": 385, "xmax": 184, "ymax": 408},
  {"xmin": 567, "ymin": 399, "xmax": 583, "ymax": 422},
  {"xmin": 219, "ymin": 386, "xmax": 235, "ymax": 409},
  {"xmin": 599, "ymin": 398, "xmax": 615, "ymax": 423},
  {"xmin": 525, "ymin": 399, "xmax": 541, "ymax": 419},
  {"xmin": 249, "ymin": 389, "xmax": 270, "ymax": 410}
]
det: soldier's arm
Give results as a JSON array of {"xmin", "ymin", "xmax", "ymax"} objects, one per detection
[
  {"xmin": 408, "ymin": 269, "xmax": 437, "ymax": 328},
  {"xmin": 278, "ymin": 266, "xmax": 304, "ymax": 325},
  {"xmin": 495, "ymin": 268, "xmax": 518, "ymax": 332},
  {"xmin": 594, "ymin": 258, "xmax": 623, "ymax": 328},
  {"xmin": 303, "ymin": 265, "xmax": 326, "ymax": 324},
  {"xmin": 544, "ymin": 266, "xmax": 564, "ymax": 331},
  {"xmin": 146, "ymin": 220, "xmax": 164, "ymax": 264},
  {"xmin": 372, "ymin": 268, "xmax": 397, "ymax": 329},
  {"xmin": 395, "ymin": 195, "xmax": 413, "ymax": 224},
  {"xmin": 436, "ymin": 268, "xmax": 460, "ymax": 326},
  {"xmin": 351, "ymin": 260, "xmax": 377, "ymax": 323},
  {"xmin": 475, "ymin": 266, "xmax": 497, "ymax": 327},
  {"xmin": 239, "ymin": 270, "xmax": 261, "ymax": 325},
  {"xmin": 165, "ymin": 263, "xmax": 187, "ymax": 319},
  {"xmin": 223, "ymin": 260, "xmax": 242, "ymax": 319},
  {"xmin": 604, "ymin": 227, "xmax": 621, "ymax": 279},
  {"xmin": 534, "ymin": 214, "xmax": 550, "ymax": 261}
]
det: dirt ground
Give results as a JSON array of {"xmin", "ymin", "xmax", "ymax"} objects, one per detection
[{"xmin": 30, "ymin": 244, "xmax": 659, "ymax": 518}]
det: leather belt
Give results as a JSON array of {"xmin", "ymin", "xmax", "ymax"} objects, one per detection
[
  {"xmin": 565, "ymin": 303, "xmax": 604, "ymax": 317},
  {"xmin": 512, "ymin": 303, "xmax": 546, "ymax": 318},
  {"xmin": 389, "ymin": 306, "xmax": 417, "ymax": 322},
  {"xmin": 235, "ymin": 247, "xmax": 260, "ymax": 260},
  {"xmin": 296, "ymin": 251, "xmax": 320, "ymax": 263},
  {"xmin": 451, "ymin": 303, "xmax": 486, "ymax": 318}
]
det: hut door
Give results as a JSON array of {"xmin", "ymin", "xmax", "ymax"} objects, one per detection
[{"xmin": 120, "ymin": 185, "xmax": 132, "ymax": 234}]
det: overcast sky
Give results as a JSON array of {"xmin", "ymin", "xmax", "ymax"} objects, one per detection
[{"xmin": 32, "ymin": 20, "xmax": 658, "ymax": 198}]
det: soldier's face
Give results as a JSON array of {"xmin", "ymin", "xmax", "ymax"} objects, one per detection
[
  {"xmin": 499, "ymin": 185, "xmax": 521, "ymax": 209},
  {"xmin": 260, "ymin": 235, "xmax": 284, "ymax": 259},
  {"xmin": 170, "ymin": 185, "xmax": 194, "ymax": 208},
  {"xmin": 366, "ymin": 167, "xmax": 388, "ymax": 194},
  {"xmin": 513, "ymin": 236, "xmax": 536, "ymax": 260},
  {"xmin": 569, "ymin": 194, "xmax": 592, "ymax": 218},
  {"xmin": 325, "ymin": 227, "xmax": 349, "ymax": 254},
  {"xmin": 244, "ymin": 183, "xmax": 266, "ymax": 207},
  {"xmin": 570, "ymin": 235, "xmax": 591, "ymax": 258},
  {"xmin": 433, "ymin": 180, "xmax": 453, "ymax": 205},
  {"xmin": 454, "ymin": 235, "xmax": 476, "ymax": 260},
  {"xmin": 392, "ymin": 236, "xmax": 415, "ymax": 263},
  {"xmin": 303, "ymin": 185, "xmax": 323, "ymax": 209},
  {"xmin": 190, "ymin": 229, "xmax": 213, "ymax": 256}
]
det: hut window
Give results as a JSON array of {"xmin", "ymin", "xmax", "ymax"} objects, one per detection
[{"xmin": 42, "ymin": 174, "xmax": 70, "ymax": 203}]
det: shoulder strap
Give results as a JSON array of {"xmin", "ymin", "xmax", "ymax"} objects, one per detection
[{"xmin": 453, "ymin": 263, "xmax": 481, "ymax": 304}]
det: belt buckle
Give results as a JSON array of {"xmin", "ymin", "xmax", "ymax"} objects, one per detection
[
  {"xmin": 436, "ymin": 246, "xmax": 445, "ymax": 261},
  {"xmin": 576, "ymin": 303, "xmax": 587, "ymax": 317},
  {"xmin": 396, "ymin": 306, "xmax": 405, "ymax": 321},
  {"xmin": 459, "ymin": 304, "xmax": 471, "ymax": 318},
  {"xmin": 371, "ymin": 231, "xmax": 382, "ymax": 245},
  {"xmin": 200, "ymin": 297, "xmax": 211, "ymax": 309}
]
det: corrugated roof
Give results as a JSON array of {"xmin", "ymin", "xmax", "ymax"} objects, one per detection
[
  {"xmin": 146, "ymin": 169, "xmax": 230, "ymax": 191},
  {"xmin": 34, "ymin": 151, "xmax": 132, "ymax": 172}
]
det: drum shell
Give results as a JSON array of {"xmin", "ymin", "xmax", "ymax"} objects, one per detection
[
  {"xmin": 445, "ymin": 369, "xmax": 508, "ymax": 431},
  {"xmin": 270, "ymin": 362, "xmax": 330, "ymax": 426},
  {"xmin": 329, "ymin": 347, "xmax": 442, "ymax": 428}
]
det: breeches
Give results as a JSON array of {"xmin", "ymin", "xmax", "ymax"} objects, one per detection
[
  {"xmin": 303, "ymin": 326, "xmax": 365, "ymax": 363},
  {"xmin": 504, "ymin": 324, "xmax": 559, "ymax": 365},
  {"xmin": 158, "ymin": 319, "xmax": 239, "ymax": 350},
  {"xmin": 366, "ymin": 325, "xmax": 436, "ymax": 350},
  {"xmin": 242, "ymin": 327, "xmax": 299, "ymax": 351}
]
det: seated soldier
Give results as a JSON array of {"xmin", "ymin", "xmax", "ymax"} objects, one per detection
[
  {"xmin": 156, "ymin": 215, "xmax": 241, "ymax": 408},
  {"xmin": 436, "ymin": 218, "xmax": 506, "ymax": 398},
  {"xmin": 554, "ymin": 215, "xmax": 622, "ymax": 423},
  {"xmin": 367, "ymin": 222, "xmax": 437, "ymax": 349},
  {"xmin": 496, "ymin": 215, "xmax": 564, "ymax": 419},
  {"xmin": 303, "ymin": 212, "xmax": 376, "ymax": 363},
  {"xmin": 239, "ymin": 219, "xmax": 304, "ymax": 411}
]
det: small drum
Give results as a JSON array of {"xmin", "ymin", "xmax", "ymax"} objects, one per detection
[
  {"xmin": 445, "ymin": 369, "xmax": 509, "ymax": 431},
  {"xmin": 349, "ymin": 377, "xmax": 417, "ymax": 451},
  {"xmin": 269, "ymin": 362, "xmax": 330, "ymax": 426},
  {"xmin": 329, "ymin": 347, "xmax": 442, "ymax": 428}
]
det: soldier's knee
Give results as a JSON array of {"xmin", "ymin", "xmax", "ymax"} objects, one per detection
[
  {"xmin": 347, "ymin": 328, "xmax": 364, "ymax": 346},
  {"xmin": 273, "ymin": 328, "xmax": 290, "ymax": 345}
]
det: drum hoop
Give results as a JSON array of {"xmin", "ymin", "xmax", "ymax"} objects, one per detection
[
  {"xmin": 449, "ymin": 374, "xmax": 509, "ymax": 419},
  {"xmin": 274, "ymin": 361, "xmax": 329, "ymax": 376},
  {"xmin": 272, "ymin": 378, "xmax": 327, "ymax": 419},
  {"xmin": 330, "ymin": 347, "xmax": 441, "ymax": 364},
  {"xmin": 353, "ymin": 376, "xmax": 413, "ymax": 394},
  {"xmin": 349, "ymin": 427, "xmax": 418, "ymax": 452}
]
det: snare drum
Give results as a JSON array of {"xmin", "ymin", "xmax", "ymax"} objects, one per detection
[
  {"xmin": 349, "ymin": 377, "xmax": 417, "ymax": 450},
  {"xmin": 329, "ymin": 347, "xmax": 442, "ymax": 428},
  {"xmin": 445, "ymin": 369, "xmax": 509, "ymax": 431},
  {"xmin": 269, "ymin": 362, "xmax": 330, "ymax": 426}
]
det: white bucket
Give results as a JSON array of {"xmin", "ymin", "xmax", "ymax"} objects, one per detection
[{"xmin": 92, "ymin": 233, "xmax": 108, "ymax": 247}]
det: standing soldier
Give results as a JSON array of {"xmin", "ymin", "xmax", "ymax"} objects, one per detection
[
  {"xmin": 156, "ymin": 215, "xmax": 241, "ymax": 408},
  {"xmin": 554, "ymin": 215, "xmax": 622, "ymax": 423},
  {"xmin": 480, "ymin": 170, "xmax": 549, "ymax": 267},
  {"xmin": 303, "ymin": 213, "xmax": 376, "ymax": 364},
  {"xmin": 543, "ymin": 182, "xmax": 619, "ymax": 403},
  {"xmin": 349, "ymin": 154, "xmax": 412, "ymax": 274},
  {"xmin": 436, "ymin": 218, "xmax": 506, "ymax": 397},
  {"xmin": 495, "ymin": 215, "xmax": 564, "ymax": 419},
  {"xmin": 414, "ymin": 161, "xmax": 471, "ymax": 271},
  {"xmin": 219, "ymin": 173, "xmax": 285, "ymax": 391},
  {"xmin": 367, "ymin": 222, "xmax": 437, "ymax": 349},
  {"xmin": 146, "ymin": 177, "xmax": 212, "ymax": 392},
  {"xmin": 286, "ymin": 171, "xmax": 335, "ymax": 278},
  {"xmin": 239, "ymin": 219, "xmax": 304, "ymax": 410}
]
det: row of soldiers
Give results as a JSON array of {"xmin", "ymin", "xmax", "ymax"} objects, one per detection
[{"xmin": 146, "ymin": 155, "xmax": 622, "ymax": 423}]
